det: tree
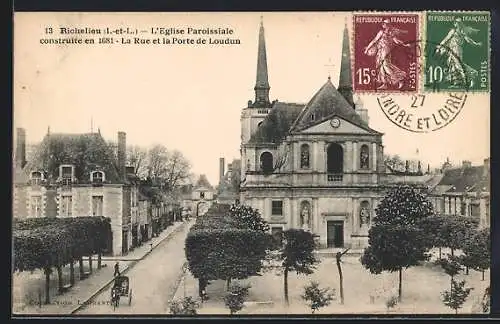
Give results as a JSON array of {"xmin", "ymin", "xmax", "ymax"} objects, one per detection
[
  {"xmin": 228, "ymin": 204, "xmax": 270, "ymax": 233},
  {"xmin": 185, "ymin": 204, "xmax": 272, "ymax": 297},
  {"xmin": 442, "ymin": 279, "xmax": 473, "ymax": 314},
  {"xmin": 169, "ymin": 296, "xmax": 199, "ymax": 315},
  {"xmin": 435, "ymin": 256, "xmax": 462, "ymax": 292},
  {"xmin": 275, "ymin": 229, "xmax": 318, "ymax": 305},
  {"xmin": 301, "ymin": 281, "xmax": 335, "ymax": 314},
  {"xmin": 361, "ymin": 185, "xmax": 434, "ymax": 302},
  {"xmin": 460, "ymin": 228, "xmax": 490, "ymax": 280},
  {"xmin": 335, "ymin": 248, "xmax": 350, "ymax": 304},
  {"xmin": 127, "ymin": 145, "xmax": 148, "ymax": 178},
  {"xmin": 224, "ymin": 282, "xmax": 250, "ymax": 315},
  {"xmin": 384, "ymin": 154, "xmax": 405, "ymax": 172}
]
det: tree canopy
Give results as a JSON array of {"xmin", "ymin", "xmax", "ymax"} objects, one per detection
[
  {"xmin": 361, "ymin": 185, "xmax": 434, "ymax": 300},
  {"xmin": 13, "ymin": 217, "xmax": 112, "ymax": 272},
  {"xmin": 185, "ymin": 203, "xmax": 272, "ymax": 283}
]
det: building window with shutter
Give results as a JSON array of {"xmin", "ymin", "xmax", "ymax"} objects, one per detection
[
  {"xmin": 60, "ymin": 195, "xmax": 73, "ymax": 217},
  {"xmin": 271, "ymin": 200, "xmax": 283, "ymax": 216},
  {"xmin": 59, "ymin": 165, "xmax": 74, "ymax": 185},
  {"xmin": 30, "ymin": 195, "xmax": 42, "ymax": 218},
  {"xmin": 92, "ymin": 195, "xmax": 104, "ymax": 216}
]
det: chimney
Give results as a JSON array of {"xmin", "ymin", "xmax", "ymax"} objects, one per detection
[
  {"xmin": 15, "ymin": 128, "xmax": 26, "ymax": 168},
  {"xmin": 483, "ymin": 158, "xmax": 490, "ymax": 177},
  {"xmin": 355, "ymin": 96, "xmax": 369, "ymax": 124},
  {"xmin": 227, "ymin": 163, "xmax": 233, "ymax": 181},
  {"xmin": 462, "ymin": 160, "xmax": 472, "ymax": 169},
  {"xmin": 117, "ymin": 131, "xmax": 126, "ymax": 180},
  {"xmin": 219, "ymin": 157, "xmax": 225, "ymax": 184}
]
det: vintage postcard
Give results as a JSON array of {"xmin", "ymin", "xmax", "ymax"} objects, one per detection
[{"xmin": 12, "ymin": 11, "xmax": 490, "ymax": 316}]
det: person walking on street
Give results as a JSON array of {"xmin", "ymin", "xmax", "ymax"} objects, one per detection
[{"xmin": 114, "ymin": 262, "xmax": 120, "ymax": 277}]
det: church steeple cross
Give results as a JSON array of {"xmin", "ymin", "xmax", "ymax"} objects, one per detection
[{"xmin": 324, "ymin": 59, "xmax": 335, "ymax": 80}]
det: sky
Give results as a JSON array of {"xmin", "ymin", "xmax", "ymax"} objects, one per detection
[{"xmin": 14, "ymin": 12, "xmax": 490, "ymax": 186}]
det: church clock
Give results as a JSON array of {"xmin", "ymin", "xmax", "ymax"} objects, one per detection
[{"xmin": 330, "ymin": 117, "xmax": 340, "ymax": 128}]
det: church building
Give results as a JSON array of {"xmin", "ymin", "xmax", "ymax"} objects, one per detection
[{"xmin": 239, "ymin": 18, "xmax": 430, "ymax": 249}]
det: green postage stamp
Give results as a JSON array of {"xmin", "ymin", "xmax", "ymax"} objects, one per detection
[{"xmin": 424, "ymin": 11, "xmax": 490, "ymax": 92}]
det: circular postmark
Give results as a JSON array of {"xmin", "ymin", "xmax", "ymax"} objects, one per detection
[{"xmin": 373, "ymin": 39, "xmax": 469, "ymax": 133}]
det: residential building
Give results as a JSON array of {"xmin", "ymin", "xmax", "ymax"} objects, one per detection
[
  {"xmin": 428, "ymin": 158, "xmax": 490, "ymax": 229},
  {"xmin": 13, "ymin": 128, "xmax": 137, "ymax": 256}
]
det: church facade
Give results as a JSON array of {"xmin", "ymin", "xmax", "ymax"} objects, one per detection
[{"xmin": 239, "ymin": 19, "xmax": 430, "ymax": 249}]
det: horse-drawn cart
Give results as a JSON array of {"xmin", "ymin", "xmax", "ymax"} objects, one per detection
[{"xmin": 110, "ymin": 275, "xmax": 133, "ymax": 309}]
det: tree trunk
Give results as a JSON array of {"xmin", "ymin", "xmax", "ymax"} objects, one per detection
[
  {"xmin": 438, "ymin": 247, "xmax": 442, "ymax": 259},
  {"xmin": 43, "ymin": 267, "xmax": 51, "ymax": 304},
  {"xmin": 284, "ymin": 267, "xmax": 289, "ymax": 305},
  {"xmin": 70, "ymin": 261, "xmax": 75, "ymax": 286},
  {"xmin": 398, "ymin": 268, "xmax": 402, "ymax": 302},
  {"xmin": 226, "ymin": 278, "xmax": 231, "ymax": 291},
  {"xmin": 336, "ymin": 256, "xmax": 344, "ymax": 304},
  {"xmin": 465, "ymin": 266, "xmax": 469, "ymax": 275},
  {"xmin": 98, "ymin": 252, "xmax": 102, "ymax": 269},
  {"xmin": 451, "ymin": 249, "xmax": 454, "ymax": 257},
  {"xmin": 482, "ymin": 270, "xmax": 485, "ymax": 281},
  {"xmin": 79, "ymin": 257, "xmax": 84, "ymax": 278},
  {"xmin": 57, "ymin": 265, "xmax": 63, "ymax": 294},
  {"xmin": 88, "ymin": 256, "xmax": 93, "ymax": 274}
]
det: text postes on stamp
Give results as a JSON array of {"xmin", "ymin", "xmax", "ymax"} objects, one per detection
[
  {"xmin": 424, "ymin": 11, "xmax": 490, "ymax": 92},
  {"xmin": 353, "ymin": 13, "xmax": 419, "ymax": 93}
]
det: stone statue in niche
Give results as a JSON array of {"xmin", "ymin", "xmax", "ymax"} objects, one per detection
[
  {"xmin": 360, "ymin": 150, "xmax": 369, "ymax": 169},
  {"xmin": 301, "ymin": 149, "xmax": 310, "ymax": 168},
  {"xmin": 360, "ymin": 206, "xmax": 370, "ymax": 227},
  {"xmin": 300, "ymin": 203, "xmax": 311, "ymax": 231}
]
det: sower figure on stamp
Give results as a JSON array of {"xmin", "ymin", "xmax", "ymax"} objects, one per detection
[
  {"xmin": 364, "ymin": 19, "xmax": 411, "ymax": 90},
  {"xmin": 435, "ymin": 17, "xmax": 482, "ymax": 88}
]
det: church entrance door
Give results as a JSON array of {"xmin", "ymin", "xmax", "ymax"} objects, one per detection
[{"xmin": 326, "ymin": 221, "xmax": 344, "ymax": 248}]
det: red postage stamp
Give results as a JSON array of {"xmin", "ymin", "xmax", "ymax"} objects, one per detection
[{"xmin": 353, "ymin": 13, "xmax": 419, "ymax": 93}]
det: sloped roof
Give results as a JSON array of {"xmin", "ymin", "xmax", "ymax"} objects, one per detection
[
  {"xmin": 248, "ymin": 102, "xmax": 304, "ymax": 144},
  {"xmin": 13, "ymin": 165, "xmax": 29, "ymax": 185},
  {"xmin": 291, "ymin": 78, "xmax": 368, "ymax": 132},
  {"xmin": 195, "ymin": 174, "xmax": 213, "ymax": 190},
  {"xmin": 437, "ymin": 165, "xmax": 489, "ymax": 193},
  {"xmin": 23, "ymin": 132, "xmax": 122, "ymax": 184}
]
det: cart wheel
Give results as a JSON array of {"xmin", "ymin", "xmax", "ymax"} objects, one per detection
[{"xmin": 129, "ymin": 289, "xmax": 132, "ymax": 306}]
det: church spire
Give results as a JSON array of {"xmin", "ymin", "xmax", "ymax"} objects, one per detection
[
  {"xmin": 253, "ymin": 16, "xmax": 271, "ymax": 107},
  {"xmin": 338, "ymin": 20, "xmax": 354, "ymax": 108}
]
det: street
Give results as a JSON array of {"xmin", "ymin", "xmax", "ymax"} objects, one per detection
[{"xmin": 75, "ymin": 221, "xmax": 192, "ymax": 314}]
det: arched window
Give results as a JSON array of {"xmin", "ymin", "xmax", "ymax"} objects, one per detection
[
  {"xmin": 360, "ymin": 200, "xmax": 370, "ymax": 227},
  {"xmin": 360, "ymin": 144, "xmax": 370, "ymax": 169},
  {"xmin": 91, "ymin": 171, "xmax": 105, "ymax": 183},
  {"xmin": 300, "ymin": 144, "xmax": 310, "ymax": 169},
  {"xmin": 327, "ymin": 143, "xmax": 343, "ymax": 177},
  {"xmin": 30, "ymin": 171, "xmax": 43, "ymax": 185},
  {"xmin": 260, "ymin": 152, "xmax": 274, "ymax": 174}
]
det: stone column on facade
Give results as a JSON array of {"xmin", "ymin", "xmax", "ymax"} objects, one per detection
[
  {"xmin": 352, "ymin": 198, "xmax": 359, "ymax": 234},
  {"xmin": 345, "ymin": 141, "xmax": 353, "ymax": 172},
  {"xmin": 313, "ymin": 141, "xmax": 319, "ymax": 171},
  {"xmin": 284, "ymin": 197, "xmax": 291, "ymax": 228},
  {"xmin": 479, "ymin": 198, "xmax": 485, "ymax": 228},
  {"xmin": 313, "ymin": 198, "xmax": 320, "ymax": 234},
  {"xmin": 264, "ymin": 198, "xmax": 271, "ymax": 221},
  {"xmin": 352, "ymin": 141, "xmax": 357, "ymax": 172},
  {"xmin": 292, "ymin": 142, "xmax": 299, "ymax": 170},
  {"xmin": 372, "ymin": 142, "xmax": 377, "ymax": 172}
]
